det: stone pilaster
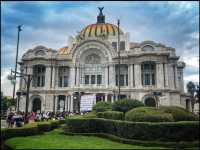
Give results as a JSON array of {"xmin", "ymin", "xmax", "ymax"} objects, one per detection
[
  {"xmin": 45, "ymin": 66, "xmax": 51, "ymax": 89},
  {"xmin": 129, "ymin": 64, "xmax": 133, "ymax": 88},
  {"xmin": 134, "ymin": 64, "xmax": 142, "ymax": 88},
  {"xmin": 156, "ymin": 63, "xmax": 164, "ymax": 88},
  {"xmin": 69, "ymin": 67, "xmax": 75, "ymax": 87},
  {"xmin": 105, "ymin": 65, "xmax": 108, "ymax": 87},
  {"xmin": 164, "ymin": 63, "xmax": 169, "ymax": 87}
]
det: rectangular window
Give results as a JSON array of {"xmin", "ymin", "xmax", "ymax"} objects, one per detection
[
  {"xmin": 64, "ymin": 76, "xmax": 68, "ymax": 87},
  {"xmin": 112, "ymin": 42, "xmax": 117, "ymax": 50},
  {"xmin": 152, "ymin": 74, "xmax": 155, "ymax": 85},
  {"xmin": 116, "ymin": 75, "xmax": 118, "ymax": 86},
  {"xmin": 120, "ymin": 41, "xmax": 125, "ymax": 50},
  {"xmin": 97, "ymin": 75, "xmax": 102, "ymax": 85},
  {"xmin": 126, "ymin": 74, "xmax": 128, "ymax": 86},
  {"xmin": 91, "ymin": 75, "xmax": 95, "ymax": 84},
  {"xmin": 41, "ymin": 76, "xmax": 45, "ymax": 86},
  {"xmin": 59, "ymin": 76, "xmax": 62, "ymax": 87},
  {"xmin": 120, "ymin": 74, "xmax": 124, "ymax": 86},
  {"xmin": 85, "ymin": 75, "xmax": 89, "ymax": 84},
  {"xmin": 37, "ymin": 76, "xmax": 40, "ymax": 87},
  {"xmin": 145, "ymin": 74, "xmax": 150, "ymax": 85}
]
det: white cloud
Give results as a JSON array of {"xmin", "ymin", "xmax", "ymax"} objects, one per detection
[
  {"xmin": 1, "ymin": 68, "xmax": 19, "ymax": 96},
  {"xmin": 181, "ymin": 56, "xmax": 199, "ymax": 68}
]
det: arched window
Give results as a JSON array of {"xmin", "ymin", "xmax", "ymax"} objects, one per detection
[
  {"xmin": 142, "ymin": 45, "xmax": 154, "ymax": 51},
  {"xmin": 145, "ymin": 97, "xmax": 156, "ymax": 107},
  {"xmin": 58, "ymin": 66, "xmax": 69, "ymax": 87},
  {"xmin": 141, "ymin": 62, "xmax": 156, "ymax": 86},
  {"xmin": 33, "ymin": 65, "xmax": 46, "ymax": 87}
]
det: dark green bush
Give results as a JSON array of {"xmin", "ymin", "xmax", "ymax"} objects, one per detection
[
  {"xmin": 37, "ymin": 122, "xmax": 52, "ymax": 132},
  {"xmin": 112, "ymin": 99, "xmax": 144, "ymax": 113},
  {"xmin": 1, "ymin": 126, "xmax": 39, "ymax": 140},
  {"xmin": 125, "ymin": 107, "xmax": 174, "ymax": 122},
  {"xmin": 92, "ymin": 101, "xmax": 112, "ymax": 112},
  {"xmin": 97, "ymin": 111, "xmax": 124, "ymax": 120},
  {"xmin": 65, "ymin": 118, "xmax": 199, "ymax": 141},
  {"xmin": 160, "ymin": 106, "xmax": 198, "ymax": 121}
]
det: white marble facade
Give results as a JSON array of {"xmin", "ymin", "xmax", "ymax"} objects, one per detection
[{"xmin": 17, "ymin": 9, "xmax": 192, "ymax": 113}]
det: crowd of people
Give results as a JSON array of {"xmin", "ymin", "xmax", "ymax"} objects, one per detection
[{"xmin": 6, "ymin": 111, "xmax": 75, "ymax": 128}]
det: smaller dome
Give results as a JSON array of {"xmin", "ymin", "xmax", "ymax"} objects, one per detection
[{"xmin": 58, "ymin": 46, "xmax": 70, "ymax": 55}]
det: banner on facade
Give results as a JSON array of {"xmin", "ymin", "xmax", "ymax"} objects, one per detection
[{"xmin": 80, "ymin": 94, "xmax": 96, "ymax": 112}]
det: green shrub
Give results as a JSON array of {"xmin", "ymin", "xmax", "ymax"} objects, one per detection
[
  {"xmin": 97, "ymin": 111, "xmax": 124, "ymax": 120},
  {"xmin": 92, "ymin": 101, "xmax": 112, "ymax": 112},
  {"xmin": 112, "ymin": 99, "xmax": 144, "ymax": 113},
  {"xmin": 160, "ymin": 106, "xmax": 198, "ymax": 121},
  {"xmin": 1, "ymin": 126, "xmax": 39, "ymax": 140},
  {"xmin": 125, "ymin": 107, "xmax": 174, "ymax": 122},
  {"xmin": 37, "ymin": 122, "xmax": 52, "ymax": 132},
  {"xmin": 65, "ymin": 118, "xmax": 199, "ymax": 141}
]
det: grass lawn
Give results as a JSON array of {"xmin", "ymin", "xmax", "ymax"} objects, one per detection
[{"xmin": 5, "ymin": 128, "xmax": 167, "ymax": 149}]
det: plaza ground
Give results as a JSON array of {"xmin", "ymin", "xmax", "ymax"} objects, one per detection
[{"xmin": 5, "ymin": 128, "xmax": 168, "ymax": 149}]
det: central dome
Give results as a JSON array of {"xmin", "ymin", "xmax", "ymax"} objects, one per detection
[
  {"xmin": 79, "ymin": 23, "xmax": 123, "ymax": 38},
  {"xmin": 78, "ymin": 7, "xmax": 123, "ymax": 38}
]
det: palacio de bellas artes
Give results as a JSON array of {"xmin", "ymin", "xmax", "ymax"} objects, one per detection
[{"xmin": 16, "ymin": 7, "xmax": 193, "ymax": 114}]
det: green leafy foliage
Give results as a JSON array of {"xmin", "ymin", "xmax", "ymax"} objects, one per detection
[
  {"xmin": 125, "ymin": 107, "xmax": 174, "ymax": 122},
  {"xmin": 112, "ymin": 99, "xmax": 144, "ymax": 113},
  {"xmin": 92, "ymin": 101, "xmax": 112, "ymax": 112},
  {"xmin": 65, "ymin": 118, "xmax": 199, "ymax": 141},
  {"xmin": 97, "ymin": 111, "xmax": 124, "ymax": 120},
  {"xmin": 160, "ymin": 106, "xmax": 199, "ymax": 121}
]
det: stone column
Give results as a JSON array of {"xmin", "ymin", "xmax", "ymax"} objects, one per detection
[
  {"xmin": 109, "ymin": 64, "xmax": 115, "ymax": 87},
  {"xmin": 105, "ymin": 65, "xmax": 108, "ymax": 87},
  {"xmin": 69, "ymin": 67, "xmax": 75, "ymax": 87},
  {"xmin": 45, "ymin": 66, "xmax": 51, "ymax": 89},
  {"xmin": 76, "ymin": 66, "xmax": 80, "ymax": 86},
  {"xmin": 156, "ymin": 63, "xmax": 164, "ymax": 88},
  {"xmin": 134, "ymin": 64, "xmax": 142, "ymax": 88},
  {"xmin": 51, "ymin": 66, "xmax": 55, "ymax": 88},
  {"xmin": 129, "ymin": 64, "xmax": 133, "ymax": 88},
  {"xmin": 70, "ymin": 95, "xmax": 73, "ymax": 112},
  {"xmin": 54, "ymin": 66, "xmax": 59, "ymax": 88},
  {"xmin": 105, "ymin": 94, "xmax": 108, "ymax": 102},
  {"xmin": 175, "ymin": 65, "xmax": 179, "ymax": 90},
  {"xmin": 164, "ymin": 63, "xmax": 169, "ymax": 87},
  {"xmin": 55, "ymin": 95, "xmax": 58, "ymax": 112},
  {"xmin": 111, "ymin": 95, "xmax": 114, "ymax": 103}
]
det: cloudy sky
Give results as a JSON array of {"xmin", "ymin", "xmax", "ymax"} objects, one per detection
[{"xmin": 1, "ymin": 1, "xmax": 199, "ymax": 96}]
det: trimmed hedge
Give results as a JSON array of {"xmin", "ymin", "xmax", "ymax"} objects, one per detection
[
  {"xmin": 64, "ymin": 132, "xmax": 199, "ymax": 149},
  {"xmin": 65, "ymin": 118, "xmax": 199, "ymax": 142},
  {"xmin": 1, "ymin": 126, "xmax": 39, "ymax": 140},
  {"xmin": 1, "ymin": 119, "xmax": 65, "ymax": 140},
  {"xmin": 125, "ymin": 107, "xmax": 174, "ymax": 122},
  {"xmin": 112, "ymin": 99, "xmax": 144, "ymax": 113},
  {"xmin": 97, "ymin": 111, "xmax": 124, "ymax": 120},
  {"xmin": 92, "ymin": 101, "xmax": 112, "ymax": 112},
  {"xmin": 160, "ymin": 106, "xmax": 199, "ymax": 121}
]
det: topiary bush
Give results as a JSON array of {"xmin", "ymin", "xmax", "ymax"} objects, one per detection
[
  {"xmin": 160, "ymin": 106, "xmax": 198, "ymax": 121},
  {"xmin": 125, "ymin": 107, "xmax": 174, "ymax": 122},
  {"xmin": 65, "ymin": 118, "xmax": 199, "ymax": 141},
  {"xmin": 112, "ymin": 99, "xmax": 144, "ymax": 113},
  {"xmin": 92, "ymin": 101, "xmax": 112, "ymax": 112},
  {"xmin": 97, "ymin": 111, "xmax": 124, "ymax": 120}
]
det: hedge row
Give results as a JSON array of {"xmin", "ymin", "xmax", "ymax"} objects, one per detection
[
  {"xmin": 97, "ymin": 111, "xmax": 124, "ymax": 120},
  {"xmin": 1, "ymin": 120, "xmax": 65, "ymax": 140},
  {"xmin": 64, "ymin": 132, "xmax": 199, "ymax": 149},
  {"xmin": 65, "ymin": 118, "xmax": 199, "ymax": 142}
]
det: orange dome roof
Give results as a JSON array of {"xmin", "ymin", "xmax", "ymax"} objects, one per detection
[
  {"xmin": 58, "ymin": 46, "xmax": 70, "ymax": 55},
  {"xmin": 79, "ymin": 23, "xmax": 124, "ymax": 38}
]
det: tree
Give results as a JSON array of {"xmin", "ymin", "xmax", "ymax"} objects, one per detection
[
  {"xmin": 186, "ymin": 81, "xmax": 196, "ymax": 112},
  {"xmin": 1, "ymin": 96, "xmax": 16, "ymax": 115}
]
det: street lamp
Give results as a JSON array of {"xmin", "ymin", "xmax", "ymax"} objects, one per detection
[
  {"xmin": 8, "ymin": 69, "xmax": 33, "ymax": 124},
  {"xmin": 12, "ymin": 25, "xmax": 23, "ymax": 109}
]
